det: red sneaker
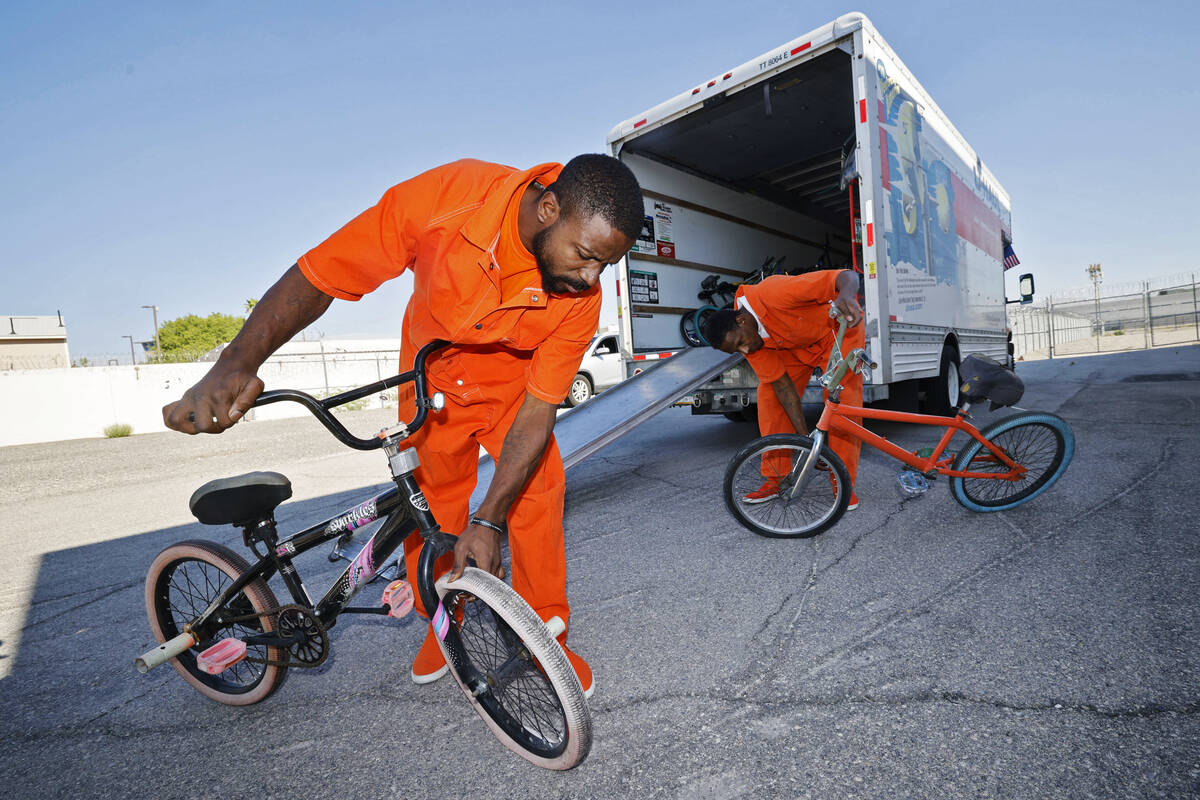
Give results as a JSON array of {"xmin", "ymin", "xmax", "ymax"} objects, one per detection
[
  {"xmin": 410, "ymin": 625, "xmax": 448, "ymax": 685},
  {"xmin": 742, "ymin": 479, "xmax": 782, "ymax": 504},
  {"xmin": 557, "ymin": 635, "xmax": 594, "ymax": 699},
  {"xmin": 846, "ymin": 493, "xmax": 860, "ymax": 511}
]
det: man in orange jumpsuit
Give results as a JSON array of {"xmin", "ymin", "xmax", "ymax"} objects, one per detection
[
  {"xmin": 163, "ymin": 156, "xmax": 644, "ymax": 696},
  {"xmin": 702, "ymin": 270, "xmax": 865, "ymax": 508}
]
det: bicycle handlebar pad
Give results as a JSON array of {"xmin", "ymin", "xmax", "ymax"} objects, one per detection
[{"xmin": 251, "ymin": 340, "xmax": 449, "ymax": 451}]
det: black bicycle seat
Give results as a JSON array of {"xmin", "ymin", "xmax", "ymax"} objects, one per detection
[
  {"xmin": 189, "ymin": 471, "xmax": 293, "ymax": 526},
  {"xmin": 959, "ymin": 354, "xmax": 1024, "ymax": 410}
]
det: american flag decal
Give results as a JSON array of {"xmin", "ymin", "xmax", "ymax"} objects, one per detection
[{"xmin": 1003, "ymin": 244, "xmax": 1021, "ymax": 271}]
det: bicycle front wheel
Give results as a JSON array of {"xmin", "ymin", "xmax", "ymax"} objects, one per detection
[
  {"xmin": 435, "ymin": 568, "xmax": 591, "ymax": 770},
  {"xmin": 949, "ymin": 411, "xmax": 1075, "ymax": 511},
  {"xmin": 144, "ymin": 540, "xmax": 287, "ymax": 705},
  {"xmin": 723, "ymin": 433, "xmax": 850, "ymax": 538}
]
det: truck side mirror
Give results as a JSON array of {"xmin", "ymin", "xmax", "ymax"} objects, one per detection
[{"xmin": 1018, "ymin": 273, "xmax": 1035, "ymax": 305}]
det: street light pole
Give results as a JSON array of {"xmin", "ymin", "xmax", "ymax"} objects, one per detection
[
  {"xmin": 122, "ymin": 335, "xmax": 136, "ymax": 365},
  {"xmin": 141, "ymin": 305, "xmax": 161, "ymax": 361},
  {"xmin": 1087, "ymin": 263, "xmax": 1103, "ymax": 352}
]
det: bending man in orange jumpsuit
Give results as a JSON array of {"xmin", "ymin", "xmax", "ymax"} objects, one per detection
[
  {"xmin": 163, "ymin": 156, "xmax": 644, "ymax": 697},
  {"xmin": 702, "ymin": 270, "xmax": 865, "ymax": 508}
]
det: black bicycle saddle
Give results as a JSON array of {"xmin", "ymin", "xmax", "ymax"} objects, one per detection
[
  {"xmin": 958, "ymin": 354, "xmax": 1025, "ymax": 410},
  {"xmin": 189, "ymin": 471, "xmax": 293, "ymax": 526}
]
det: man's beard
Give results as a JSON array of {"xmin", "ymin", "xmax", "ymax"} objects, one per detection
[{"xmin": 533, "ymin": 225, "xmax": 589, "ymax": 294}]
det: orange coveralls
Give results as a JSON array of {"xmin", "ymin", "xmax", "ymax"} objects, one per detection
[
  {"xmin": 737, "ymin": 272, "xmax": 865, "ymax": 487},
  {"xmin": 297, "ymin": 159, "xmax": 600, "ymax": 630}
]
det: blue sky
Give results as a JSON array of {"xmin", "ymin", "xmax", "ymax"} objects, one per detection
[{"xmin": 4, "ymin": 0, "xmax": 1197, "ymax": 361}]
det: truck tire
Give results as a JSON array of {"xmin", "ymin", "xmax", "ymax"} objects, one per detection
[
  {"xmin": 566, "ymin": 373, "xmax": 593, "ymax": 407},
  {"xmin": 921, "ymin": 345, "xmax": 960, "ymax": 416}
]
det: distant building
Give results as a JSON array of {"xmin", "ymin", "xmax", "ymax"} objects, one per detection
[{"xmin": 1, "ymin": 314, "xmax": 70, "ymax": 370}]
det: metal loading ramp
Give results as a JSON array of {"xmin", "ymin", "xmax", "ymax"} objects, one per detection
[{"xmin": 470, "ymin": 347, "xmax": 744, "ymax": 508}]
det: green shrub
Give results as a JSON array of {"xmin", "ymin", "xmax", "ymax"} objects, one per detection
[{"xmin": 104, "ymin": 423, "xmax": 133, "ymax": 438}]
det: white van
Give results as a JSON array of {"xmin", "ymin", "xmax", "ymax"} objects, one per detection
[{"xmin": 567, "ymin": 330, "xmax": 625, "ymax": 406}]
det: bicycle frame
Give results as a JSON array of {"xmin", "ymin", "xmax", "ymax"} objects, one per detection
[
  {"xmin": 188, "ymin": 478, "xmax": 453, "ymax": 649},
  {"xmin": 785, "ymin": 308, "xmax": 1024, "ymax": 498},
  {"xmin": 181, "ymin": 341, "xmax": 458, "ymax": 648},
  {"xmin": 816, "ymin": 402, "xmax": 1023, "ymax": 481}
]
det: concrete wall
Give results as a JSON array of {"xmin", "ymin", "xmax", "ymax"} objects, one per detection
[
  {"xmin": 0, "ymin": 340, "xmax": 71, "ymax": 370},
  {"xmin": 0, "ymin": 349, "xmax": 404, "ymax": 447}
]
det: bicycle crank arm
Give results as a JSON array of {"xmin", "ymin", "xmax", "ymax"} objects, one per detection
[
  {"xmin": 135, "ymin": 632, "xmax": 195, "ymax": 673},
  {"xmin": 239, "ymin": 631, "xmax": 306, "ymax": 648}
]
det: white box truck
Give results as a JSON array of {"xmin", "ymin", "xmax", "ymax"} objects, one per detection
[{"xmin": 608, "ymin": 12, "xmax": 1020, "ymax": 418}]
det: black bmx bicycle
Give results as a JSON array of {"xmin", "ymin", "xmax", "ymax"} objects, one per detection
[{"xmin": 133, "ymin": 340, "xmax": 591, "ymax": 770}]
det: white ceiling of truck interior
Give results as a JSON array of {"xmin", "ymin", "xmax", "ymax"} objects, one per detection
[{"xmin": 624, "ymin": 49, "xmax": 856, "ymax": 227}]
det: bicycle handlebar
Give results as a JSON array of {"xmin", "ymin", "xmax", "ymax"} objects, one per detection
[{"xmin": 251, "ymin": 340, "xmax": 449, "ymax": 451}]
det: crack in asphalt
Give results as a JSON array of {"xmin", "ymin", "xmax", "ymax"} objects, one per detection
[
  {"xmin": 734, "ymin": 541, "xmax": 818, "ymax": 700},
  {"xmin": 733, "ymin": 492, "xmax": 925, "ymax": 700},
  {"xmin": 19, "ymin": 580, "xmax": 142, "ymax": 634},
  {"xmin": 3, "ymin": 682, "xmax": 449, "ymax": 744},
  {"xmin": 791, "ymin": 437, "xmax": 1177, "ymax": 681},
  {"xmin": 631, "ymin": 464, "xmax": 693, "ymax": 491},
  {"xmin": 593, "ymin": 686, "xmax": 1200, "ymax": 722},
  {"xmin": 814, "ymin": 493, "xmax": 922, "ymax": 580}
]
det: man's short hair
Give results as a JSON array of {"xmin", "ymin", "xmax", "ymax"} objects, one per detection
[
  {"xmin": 701, "ymin": 307, "xmax": 741, "ymax": 348},
  {"xmin": 546, "ymin": 154, "xmax": 643, "ymax": 240}
]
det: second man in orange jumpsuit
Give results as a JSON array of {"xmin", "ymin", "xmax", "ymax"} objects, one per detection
[{"xmin": 702, "ymin": 270, "xmax": 865, "ymax": 508}]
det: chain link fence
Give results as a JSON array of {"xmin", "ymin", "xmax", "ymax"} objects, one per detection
[{"xmin": 1010, "ymin": 275, "xmax": 1200, "ymax": 360}]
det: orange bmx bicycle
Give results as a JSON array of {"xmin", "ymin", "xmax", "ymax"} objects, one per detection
[{"xmin": 723, "ymin": 307, "xmax": 1075, "ymax": 538}]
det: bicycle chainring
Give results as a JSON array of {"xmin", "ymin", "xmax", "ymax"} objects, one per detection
[{"xmin": 275, "ymin": 605, "xmax": 329, "ymax": 668}]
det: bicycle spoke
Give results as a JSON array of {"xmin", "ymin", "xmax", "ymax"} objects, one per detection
[
  {"xmin": 164, "ymin": 559, "xmax": 265, "ymax": 689},
  {"xmin": 731, "ymin": 444, "xmax": 841, "ymax": 535},
  {"xmin": 960, "ymin": 422, "xmax": 1062, "ymax": 507},
  {"xmin": 446, "ymin": 590, "xmax": 567, "ymax": 750}
]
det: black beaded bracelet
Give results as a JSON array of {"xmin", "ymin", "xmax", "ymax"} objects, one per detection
[{"xmin": 469, "ymin": 516, "xmax": 506, "ymax": 535}]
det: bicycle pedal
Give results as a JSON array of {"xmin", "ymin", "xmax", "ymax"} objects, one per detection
[
  {"xmin": 381, "ymin": 579, "xmax": 414, "ymax": 619},
  {"xmin": 196, "ymin": 638, "xmax": 248, "ymax": 675}
]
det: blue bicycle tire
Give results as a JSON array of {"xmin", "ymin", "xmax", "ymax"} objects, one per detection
[
  {"xmin": 693, "ymin": 305, "xmax": 721, "ymax": 347},
  {"xmin": 948, "ymin": 411, "xmax": 1075, "ymax": 512}
]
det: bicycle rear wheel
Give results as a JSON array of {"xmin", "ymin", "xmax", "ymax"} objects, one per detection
[
  {"xmin": 723, "ymin": 433, "xmax": 850, "ymax": 538},
  {"xmin": 145, "ymin": 540, "xmax": 286, "ymax": 705},
  {"xmin": 949, "ymin": 412, "xmax": 1075, "ymax": 511},
  {"xmin": 435, "ymin": 568, "xmax": 590, "ymax": 770}
]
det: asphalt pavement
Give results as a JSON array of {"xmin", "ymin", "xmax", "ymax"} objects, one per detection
[{"xmin": 1, "ymin": 345, "xmax": 1197, "ymax": 799}]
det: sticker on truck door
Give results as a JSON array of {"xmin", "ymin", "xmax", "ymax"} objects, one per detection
[
  {"xmin": 629, "ymin": 269, "xmax": 660, "ymax": 304},
  {"xmin": 653, "ymin": 201, "xmax": 674, "ymax": 258},
  {"xmin": 634, "ymin": 214, "xmax": 657, "ymax": 255}
]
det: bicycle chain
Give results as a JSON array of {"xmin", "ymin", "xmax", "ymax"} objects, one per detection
[{"xmin": 221, "ymin": 603, "xmax": 330, "ymax": 668}]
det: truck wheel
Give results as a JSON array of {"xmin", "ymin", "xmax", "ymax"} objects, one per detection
[
  {"xmin": 921, "ymin": 345, "xmax": 960, "ymax": 416},
  {"xmin": 566, "ymin": 374, "xmax": 593, "ymax": 407}
]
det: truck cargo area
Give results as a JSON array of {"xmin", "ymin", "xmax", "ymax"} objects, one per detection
[{"xmin": 616, "ymin": 46, "xmax": 871, "ymax": 412}]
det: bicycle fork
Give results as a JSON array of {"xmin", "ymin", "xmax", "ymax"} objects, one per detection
[{"xmin": 783, "ymin": 429, "xmax": 829, "ymax": 500}]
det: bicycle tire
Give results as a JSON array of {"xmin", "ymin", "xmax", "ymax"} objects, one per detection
[
  {"xmin": 435, "ymin": 567, "xmax": 591, "ymax": 770},
  {"xmin": 693, "ymin": 305, "xmax": 721, "ymax": 347},
  {"xmin": 723, "ymin": 433, "xmax": 851, "ymax": 538},
  {"xmin": 145, "ymin": 540, "xmax": 287, "ymax": 705},
  {"xmin": 680, "ymin": 309, "xmax": 703, "ymax": 347},
  {"xmin": 949, "ymin": 412, "xmax": 1075, "ymax": 511}
]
